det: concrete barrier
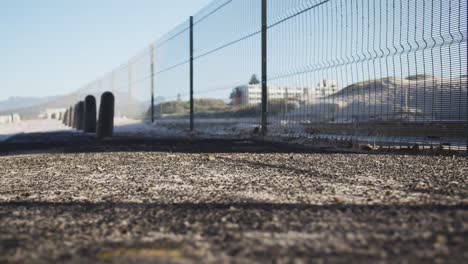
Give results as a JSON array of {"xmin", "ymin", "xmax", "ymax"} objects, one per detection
[
  {"xmin": 84, "ymin": 95, "xmax": 97, "ymax": 133},
  {"xmin": 72, "ymin": 104, "xmax": 78, "ymax": 128},
  {"xmin": 63, "ymin": 109, "xmax": 68, "ymax": 125},
  {"xmin": 97, "ymin": 92, "xmax": 115, "ymax": 139},
  {"xmin": 68, "ymin": 106, "xmax": 73, "ymax": 127},
  {"xmin": 76, "ymin": 101, "xmax": 85, "ymax": 131}
]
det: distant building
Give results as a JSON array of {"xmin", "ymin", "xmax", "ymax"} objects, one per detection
[
  {"xmin": 0, "ymin": 115, "xmax": 12, "ymax": 124},
  {"xmin": 314, "ymin": 80, "xmax": 340, "ymax": 97},
  {"xmin": 231, "ymin": 84, "xmax": 310, "ymax": 106},
  {"xmin": 41, "ymin": 108, "xmax": 66, "ymax": 120},
  {"xmin": 0, "ymin": 113, "xmax": 21, "ymax": 124},
  {"xmin": 230, "ymin": 80, "xmax": 340, "ymax": 106},
  {"xmin": 12, "ymin": 113, "xmax": 21, "ymax": 122}
]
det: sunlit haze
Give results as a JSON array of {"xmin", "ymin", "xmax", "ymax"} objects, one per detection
[{"xmin": 0, "ymin": 0, "xmax": 212, "ymax": 101}]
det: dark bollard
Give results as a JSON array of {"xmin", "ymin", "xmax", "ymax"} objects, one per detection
[
  {"xmin": 68, "ymin": 106, "xmax": 73, "ymax": 127},
  {"xmin": 97, "ymin": 92, "xmax": 115, "ymax": 139},
  {"xmin": 84, "ymin": 95, "xmax": 97, "ymax": 133},
  {"xmin": 76, "ymin": 101, "xmax": 85, "ymax": 131},
  {"xmin": 72, "ymin": 103, "xmax": 78, "ymax": 128},
  {"xmin": 63, "ymin": 110, "xmax": 68, "ymax": 125},
  {"xmin": 67, "ymin": 107, "xmax": 72, "ymax": 127}
]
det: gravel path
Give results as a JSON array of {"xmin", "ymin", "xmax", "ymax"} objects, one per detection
[{"xmin": 0, "ymin": 138, "xmax": 467, "ymax": 263}]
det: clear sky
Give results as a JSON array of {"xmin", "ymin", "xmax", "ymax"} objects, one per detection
[{"xmin": 0, "ymin": 0, "xmax": 212, "ymax": 101}]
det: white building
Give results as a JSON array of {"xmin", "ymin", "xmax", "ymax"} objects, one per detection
[
  {"xmin": 314, "ymin": 80, "xmax": 340, "ymax": 97},
  {"xmin": 0, "ymin": 113, "xmax": 21, "ymax": 124},
  {"xmin": 42, "ymin": 108, "xmax": 66, "ymax": 120},
  {"xmin": 0, "ymin": 115, "xmax": 12, "ymax": 124},
  {"xmin": 231, "ymin": 81, "xmax": 340, "ymax": 106},
  {"xmin": 231, "ymin": 84, "xmax": 310, "ymax": 106},
  {"xmin": 12, "ymin": 113, "xmax": 21, "ymax": 122}
]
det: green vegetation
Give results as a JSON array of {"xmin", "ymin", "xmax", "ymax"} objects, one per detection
[
  {"xmin": 151, "ymin": 98, "xmax": 229, "ymax": 117},
  {"xmin": 148, "ymin": 98, "xmax": 298, "ymax": 119},
  {"xmin": 249, "ymin": 74, "xmax": 260, "ymax": 85}
]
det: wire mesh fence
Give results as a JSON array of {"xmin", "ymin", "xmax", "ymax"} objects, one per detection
[
  {"xmin": 7, "ymin": 0, "xmax": 466, "ymax": 152},
  {"xmin": 152, "ymin": 20, "xmax": 191, "ymax": 129},
  {"xmin": 192, "ymin": 0, "xmax": 262, "ymax": 136},
  {"xmin": 266, "ymin": 0, "xmax": 467, "ymax": 152}
]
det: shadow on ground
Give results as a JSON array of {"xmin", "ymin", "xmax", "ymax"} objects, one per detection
[
  {"xmin": 0, "ymin": 130, "xmax": 453, "ymax": 157},
  {"xmin": 1, "ymin": 201, "xmax": 467, "ymax": 263},
  {"xmin": 0, "ymin": 132, "xmax": 303, "ymax": 155}
]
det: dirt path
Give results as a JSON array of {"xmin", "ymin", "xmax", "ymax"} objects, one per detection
[{"xmin": 0, "ymin": 139, "xmax": 467, "ymax": 263}]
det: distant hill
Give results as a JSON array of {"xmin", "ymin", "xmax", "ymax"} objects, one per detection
[
  {"xmin": 290, "ymin": 75, "xmax": 468, "ymax": 122},
  {"xmin": 0, "ymin": 96, "xmax": 59, "ymax": 113},
  {"xmin": 0, "ymin": 90, "xmax": 149, "ymax": 120},
  {"xmin": 151, "ymin": 98, "xmax": 229, "ymax": 117}
]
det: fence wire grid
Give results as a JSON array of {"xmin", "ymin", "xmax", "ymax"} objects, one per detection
[{"xmin": 30, "ymin": 0, "xmax": 468, "ymax": 152}]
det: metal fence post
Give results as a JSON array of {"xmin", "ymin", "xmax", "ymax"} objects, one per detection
[
  {"xmin": 150, "ymin": 44, "xmax": 155, "ymax": 123},
  {"xmin": 128, "ymin": 61, "xmax": 133, "ymax": 117},
  {"xmin": 261, "ymin": 0, "xmax": 268, "ymax": 136},
  {"xmin": 190, "ymin": 16, "xmax": 194, "ymax": 131}
]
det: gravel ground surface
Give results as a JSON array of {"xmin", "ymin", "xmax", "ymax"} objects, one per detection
[{"xmin": 0, "ymin": 134, "xmax": 467, "ymax": 263}]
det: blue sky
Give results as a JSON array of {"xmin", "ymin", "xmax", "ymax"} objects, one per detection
[
  {"xmin": 0, "ymin": 0, "xmax": 212, "ymax": 101},
  {"xmin": 1, "ymin": 0, "xmax": 465, "ymax": 104}
]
